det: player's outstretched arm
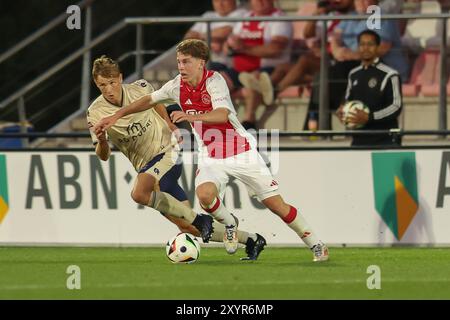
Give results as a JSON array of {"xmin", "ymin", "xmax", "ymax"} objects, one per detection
[
  {"xmin": 119, "ymin": 94, "xmax": 155, "ymax": 117},
  {"xmin": 171, "ymin": 108, "xmax": 229, "ymax": 124},
  {"xmin": 94, "ymin": 95, "xmax": 155, "ymax": 132}
]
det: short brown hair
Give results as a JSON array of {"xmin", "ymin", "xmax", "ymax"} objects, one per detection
[
  {"xmin": 92, "ymin": 55, "xmax": 121, "ymax": 80},
  {"xmin": 176, "ymin": 39, "xmax": 210, "ymax": 63}
]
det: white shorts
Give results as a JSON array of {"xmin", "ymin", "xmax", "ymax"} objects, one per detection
[{"xmin": 195, "ymin": 149, "xmax": 279, "ymax": 202}]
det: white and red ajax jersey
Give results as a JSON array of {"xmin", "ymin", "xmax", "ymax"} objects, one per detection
[
  {"xmin": 232, "ymin": 9, "xmax": 292, "ymax": 72},
  {"xmin": 151, "ymin": 69, "xmax": 256, "ymax": 159}
]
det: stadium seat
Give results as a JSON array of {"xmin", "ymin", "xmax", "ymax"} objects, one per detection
[
  {"xmin": 402, "ymin": 49, "xmax": 440, "ymax": 97},
  {"xmin": 421, "ymin": 76, "xmax": 450, "ymax": 96},
  {"xmin": 277, "ymin": 85, "xmax": 311, "ymax": 99},
  {"xmin": 402, "ymin": 0, "xmax": 442, "ymax": 52},
  {"xmin": 418, "ymin": 48, "xmax": 450, "ymax": 96},
  {"xmin": 278, "ymin": 85, "xmax": 302, "ymax": 99}
]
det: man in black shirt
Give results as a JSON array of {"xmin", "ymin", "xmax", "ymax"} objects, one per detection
[{"xmin": 337, "ymin": 29, "xmax": 403, "ymax": 147}]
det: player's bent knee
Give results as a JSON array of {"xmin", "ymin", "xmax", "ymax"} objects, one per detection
[
  {"xmin": 196, "ymin": 187, "xmax": 216, "ymax": 206},
  {"xmin": 131, "ymin": 190, "xmax": 149, "ymax": 206}
]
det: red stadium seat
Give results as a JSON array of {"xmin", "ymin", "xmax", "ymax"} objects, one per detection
[
  {"xmin": 402, "ymin": 49, "xmax": 440, "ymax": 97},
  {"xmin": 278, "ymin": 86, "xmax": 301, "ymax": 98},
  {"xmin": 421, "ymin": 80, "xmax": 450, "ymax": 96},
  {"xmin": 420, "ymin": 50, "xmax": 450, "ymax": 96}
]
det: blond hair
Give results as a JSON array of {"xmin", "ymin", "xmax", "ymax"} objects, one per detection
[
  {"xmin": 176, "ymin": 39, "xmax": 210, "ymax": 62},
  {"xmin": 92, "ymin": 55, "xmax": 121, "ymax": 80}
]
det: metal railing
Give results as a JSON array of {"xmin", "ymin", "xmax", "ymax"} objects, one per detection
[
  {"xmin": 1, "ymin": 130, "xmax": 449, "ymax": 151},
  {"xmin": 0, "ymin": 0, "xmax": 95, "ymax": 147},
  {"xmin": 1, "ymin": 13, "xmax": 450, "ymax": 140},
  {"xmin": 1, "ymin": 129, "xmax": 450, "ymax": 139},
  {"xmin": 0, "ymin": 21, "xmax": 127, "ymax": 110},
  {"xmin": 0, "ymin": 0, "xmax": 93, "ymax": 65}
]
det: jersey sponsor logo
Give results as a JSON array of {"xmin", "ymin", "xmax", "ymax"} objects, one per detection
[
  {"xmin": 240, "ymin": 29, "xmax": 263, "ymax": 39},
  {"xmin": 201, "ymin": 94, "xmax": 211, "ymax": 105},
  {"xmin": 118, "ymin": 120, "xmax": 152, "ymax": 144},
  {"xmin": 127, "ymin": 122, "xmax": 144, "ymax": 135},
  {"xmin": 368, "ymin": 78, "xmax": 378, "ymax": 88},
  {"xmin": 185, "ymin": 109, "xmax": 208, "ymax": 115},
  {"xmin": 185, "ymin": 99, "xmax": 193, "ymax": 105}
]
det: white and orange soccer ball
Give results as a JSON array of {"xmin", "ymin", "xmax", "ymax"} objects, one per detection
[
  {"xmin": 166, "ymin": 233, "xmax": 201, "ymax": 264},
  {"xmin": 342, "ymin": 100, "xmax": 370, "ymax": 129}
]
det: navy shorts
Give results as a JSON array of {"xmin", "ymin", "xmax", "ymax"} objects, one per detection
[{"xmin": 139, "ymin": 153, "xmax": 188, "ymax": 202}]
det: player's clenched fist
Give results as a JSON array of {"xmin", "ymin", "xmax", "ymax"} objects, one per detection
[
  {"xmin": 170, "ymin": 111, "xmax": 194, "ymax": 124},
  {"xmin": 94, "ymin": 114, "xmax": 119, "ymax": 134},
  {"xmin": 95, "ymin": 127, "xmax": 107, "ymax": 142}
]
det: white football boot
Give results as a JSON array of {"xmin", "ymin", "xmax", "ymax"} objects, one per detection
[
  {"xmin": 312, "ymin": 242, "xmax": 329, "ymax": 262},
  {"xmin": 224, "ymin": 224, "xmax": 238, "ymax": 254}
]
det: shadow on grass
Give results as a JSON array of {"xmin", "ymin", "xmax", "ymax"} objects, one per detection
[{"xmin": 200, "ymin": 259, "xmax": 342, "ymax": 268}]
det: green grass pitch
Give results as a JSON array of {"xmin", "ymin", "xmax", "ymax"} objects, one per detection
[{"xmin": 1, "ymin": 247, "xmax": 449, "ymax": 299}]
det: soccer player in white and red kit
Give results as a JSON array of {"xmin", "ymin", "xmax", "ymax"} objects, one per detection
[{"xmin": 95, "ymin": 40, "xmax": 329, "ymax": 262}]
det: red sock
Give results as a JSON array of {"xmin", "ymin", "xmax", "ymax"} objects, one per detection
[{"xmin": 282, "ymin": 206, "xmax": 297, "ymax": 224}]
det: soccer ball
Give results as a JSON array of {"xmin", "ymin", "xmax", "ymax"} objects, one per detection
[
  {"xmin": 342, "ymin": 100, "xmax": 370, "ymax": 129},
  {"xmin": 166, "ymin": 233, "xmax": 201, "ymax": 264}
]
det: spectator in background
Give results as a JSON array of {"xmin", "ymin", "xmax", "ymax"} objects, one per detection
[
  {"xmin": 178, "ymin": 0, "xmax": 248, "ymax": 134},
  {"xmin": 337, "ymin": 29, "xmax": 402, "ymax": 146},
  {"xmin": 379, "ymin": 0, "xmax": 404, "ymax": 13},
  {"xmin": 261, "ymin": 0, "xmax": 355, "ymax": 103},
  {"xmin": 184, "ymin": 0, "xmax": 248, "ymax": 70},
  {"xmin": 223, "ymin": 0, "xmax": 292, "ymax": 130},
  {"xmin": 331, "ymin": 0, "xmax": 409, "ymax": 82},
  {"xmin": 300, "ymin": 0, "xmax": 408, "ymax": 132},
  {"xmin": 439, "ymin": 0, "xmax": 450, "ymax": 12}
]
